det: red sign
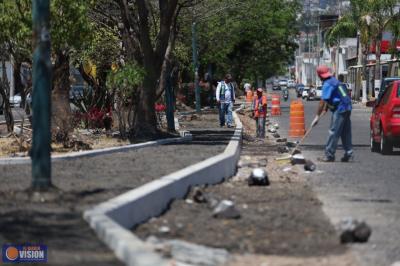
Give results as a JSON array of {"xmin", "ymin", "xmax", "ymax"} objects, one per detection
[{"xmin": 370, "ymin": 40, "xmax": 400, "ymax": 53}]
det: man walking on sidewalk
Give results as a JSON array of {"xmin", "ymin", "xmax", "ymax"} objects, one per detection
[
  {"xmin": 311, "ymin": 65, "xmax": 353, "ymax": 162},
  {"xmin": 252, "ymin": 88, "xmax": 267, "ymax": 138},
  {"xmin": 216, "ymin": 74, "xmax": 235, "ymax": 127}
]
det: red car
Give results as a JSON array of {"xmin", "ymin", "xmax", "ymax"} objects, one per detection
[{"xmin": 370, "ymin": 80, "xmax": 400, "ymax": 154}]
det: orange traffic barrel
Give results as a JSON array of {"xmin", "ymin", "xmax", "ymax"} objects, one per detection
[
  {"xmin": 246, "ymin": 90, "xmax": 254, "ymax": 103},
  {"xmin": 270, "ymin": 94, "xmax": 281, "ymax": 116},
  {"xmin": 289, "ymin": 100, "xmax": 305, "ymax": 137}
]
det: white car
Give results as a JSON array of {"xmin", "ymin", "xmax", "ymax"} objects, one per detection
[
  {"xmin": 288, "ymin": 80, "xmax": 295, "ymax": 88},
  {"xmin": 278, "ymin": 79, "xmax": 288, "ymax": 88}
]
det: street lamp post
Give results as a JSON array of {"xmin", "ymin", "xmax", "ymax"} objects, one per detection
[
  {"xmin": 31, "ymin": 0, "xmax": 52, "ymax": 190},
  {"xmin": 192, "ymin": 22, "xmax": 201, "ymax": 113}
]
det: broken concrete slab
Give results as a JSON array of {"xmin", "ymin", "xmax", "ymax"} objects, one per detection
[{"xmin": 212, "ymin": 200, "xmax": 241, "ymax": 219}]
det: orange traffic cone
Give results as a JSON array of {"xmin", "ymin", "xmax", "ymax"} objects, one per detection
[
  {"xmin": 289, "ymin": 100, "xmax": 306, "ymax": 137},
  {"xmin": 270, "ymin": 94, "xmax": 281, "ymax": 116}
]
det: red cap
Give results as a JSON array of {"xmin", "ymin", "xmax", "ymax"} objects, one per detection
[{"xmin": 316, "ymin": 65, "xmax": 332, "ymax": 79}]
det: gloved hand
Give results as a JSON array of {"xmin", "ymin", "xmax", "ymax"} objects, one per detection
[{"xmin": 311, "ymin": 115, "xmax": 320, "ymax": 127}]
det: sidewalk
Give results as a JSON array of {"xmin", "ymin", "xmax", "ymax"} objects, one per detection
[{"xmin": 0, "ymin": 111, "xmax": 233, "ymax": 266}]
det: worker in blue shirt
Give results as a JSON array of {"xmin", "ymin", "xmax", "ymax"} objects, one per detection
[{"xmin": 311, "ymin": 65, "xmax": 353, "ymax": 162}]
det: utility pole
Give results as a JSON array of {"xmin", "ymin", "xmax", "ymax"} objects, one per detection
[
  {"xmin": 192, "ymin": 21, "xmax": 201, "ymax": 113},
  {"xmin": 31, "ymin": 0, "xmax": 52, "ymax": 190}
]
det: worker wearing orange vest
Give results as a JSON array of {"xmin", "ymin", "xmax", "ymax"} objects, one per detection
[{"xmin": 252, "ymin": 88, "xmax": 268, "ymax": 138}]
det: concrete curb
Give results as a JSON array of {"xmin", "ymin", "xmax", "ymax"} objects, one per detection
[
  {"xmin": 83, "ymin": 112, "xmax": 243, "ymax": 266},
  {"xmin": 0, "ymin": 135, "xmax": 192, "ymax": 165}
]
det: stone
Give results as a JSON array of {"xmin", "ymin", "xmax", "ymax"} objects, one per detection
[
  {"xmin": 158, "ymin": 226, "xmax": 171, "ymax": 234},
  {"xmin": 212, "ymin": 200, "xmax": 241, "ymax": 219},
  {"xmin": 276, "ymin": 138, "xmax": 287, "ymax": 143},
  {"xmin": 291, "ymin": 154, "xmax": 306, "ymax": 165},
  {"xmin": 304, "ymin": 160, "xmax": 316, "ymax": 172},
  {"xmin": 166, "ymin": 239, "xmax": 230, "ymax": 266},
  {"xmin": 267, "ymin": 127, "xmax": 277, "ymax": 133},
  {"xmin": 339, "ymin": 218, "xmax": 372, "ymax": 244},
  {"xmin": 185, "ymin": 199, "xmax": 194, "ymax": 204},
  {"xmin": 286, "ymin": 141, "xmax": 298, "ymax": 148},
  {"xmin": 273, "ymin": 123, "xmax": 279, "ymax": 129},
  {"xmin": 277, "ymin": 146, "xmax": 289, "ymax": 153},
  {"xmin": 192, "ymin": 188, "xmax": 207, "ymax": 203},
  {"xmin": 248, "ymin": 168, "xmax": 270, "ymax": 186},
  {"xmin": 272, "ymin": 133, "xmax": 281, "ymax": 138}
]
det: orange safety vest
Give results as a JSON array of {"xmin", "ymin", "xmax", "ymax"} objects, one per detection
[
  {"xmin": 246, "ymin": 90, "xmax": 254, "ymax": 102},
  {"xmin": 253, "ymin": 95, "xmax": 267, "ymax": 117}
]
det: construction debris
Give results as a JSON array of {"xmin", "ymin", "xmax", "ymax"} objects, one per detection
[
  {"xmin": 304, "ymin": 160, "xmax": 316, "ymax": 172},
  {"xmin": 291, "ymin": 154, "xmax": 306, "ymax": 165},
  {"xmin": 277, "ymin": 146, "xmax": 289, "ymax": 153},
  {"xmin": 272, "ymin": 133, "xmax": 281, "ymax": 138},
  {"xmin": 286, "ymin": 141, "xmax": 298, "ymax": 148},
  {"xmin": 248, "ymin": 168, "xmax": 270, "ymax": 186},
  {"xmin": 212, "ymin": 200, "xmax": 241, "ymax": 219},
  {"xmin": 339, "ymin": 218, "xmax": 372, "ymax": 244}
]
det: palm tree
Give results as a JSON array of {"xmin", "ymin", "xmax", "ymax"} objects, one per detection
[{"xmin": 325, "ymin": 0, "xmax": 371, "ymax": 101}]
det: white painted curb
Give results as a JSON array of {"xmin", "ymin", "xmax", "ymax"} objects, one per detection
[
  {"xmin": 84, "ymin": 112, "xmax": 243, "ymax": 266},
  {"xmin": 0, "ymin": 135, "xmax": 192, "ymax": 165}
]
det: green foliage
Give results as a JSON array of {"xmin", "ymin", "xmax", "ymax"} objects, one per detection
[
  {"xmin": 107, "ymin": 63, "xmax": 145, "ymax": 98},
  {"xmin": 175, "ymin": 0, "xmax": 300, "ymax": 81}
]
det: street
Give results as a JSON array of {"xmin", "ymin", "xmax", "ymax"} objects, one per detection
[{"xmin": 273, "ymin": 89, "xmax": 400, "ymax": 266}]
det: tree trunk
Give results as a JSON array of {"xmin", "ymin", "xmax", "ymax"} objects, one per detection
[
  {"xmin": 132, "ymin": 68, "xmax": 158, "ymax": 139},
  {"xmin": 13, "ymin": 60, "xmax": 25, "ymax": 108},
  {"xmin": 1, "ymin": 60, "xmax": 14, "ymax": 132},
  {"xmin": 52, "ymin": 50, "xmax": 71, "ymax": 142},
  {"xmin": 374, "ymin": 38, "xmax": 382, "ymax": 98}
]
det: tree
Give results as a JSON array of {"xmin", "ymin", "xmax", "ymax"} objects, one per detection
[{"xmin": 114, "ymin": 0, "xmax": 183, "ymax": 139}]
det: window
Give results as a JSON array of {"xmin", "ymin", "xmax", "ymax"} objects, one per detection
[{"xmin": 382, "ymin": 84, "xmax": 393, "ymax": 105}]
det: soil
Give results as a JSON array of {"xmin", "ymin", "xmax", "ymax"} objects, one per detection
[
  {"xmin": 134, "ymin": 112, "xmax": 358, "ymax": 266},
  {"xmin": 0, "ymin": 111, "xmax": 233, "ymax": 266}
]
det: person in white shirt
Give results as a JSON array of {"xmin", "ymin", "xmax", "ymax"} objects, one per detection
[{"xmin": 216, "ymin": 74, "xmax": 235, "ymax": 127}]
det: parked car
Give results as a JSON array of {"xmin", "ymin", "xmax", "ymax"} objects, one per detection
[
  {"xmin": 9, "ymin": 93, "xmax": 22, "ymax": 108},
  {"xmin": 369, "ymin": 80, "xmax": 400, "ymax": 154}
]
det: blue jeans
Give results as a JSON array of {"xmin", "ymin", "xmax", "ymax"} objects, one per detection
[
  {"xmin": 256, "ymin": 117, "xmax": 266, "ymax": 138},
  {"xmin": 219, "ymin": 102, "xmax": 233, "ymax": 126},
  {"xmin": 325, "ymin": 110, "xmax": 353, "ymax": 159}
]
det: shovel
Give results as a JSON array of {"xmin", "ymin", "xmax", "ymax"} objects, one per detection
[{"xmin": 275, "ymin": 111, "xmax": 326, "ymax": 162}]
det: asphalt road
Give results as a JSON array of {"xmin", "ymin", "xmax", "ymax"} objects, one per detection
[{"xmin": 271, "ymin": 88, "xmax": 400, "ymax": 266}]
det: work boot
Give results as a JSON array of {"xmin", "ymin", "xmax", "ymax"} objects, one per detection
[
  {"xmin": 341, "ymin": 154, "xmax": 354, "ymax": 162},
  {"xmin": 317, "ymin": 156, "xmax": 335, "ymax": 162}
]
